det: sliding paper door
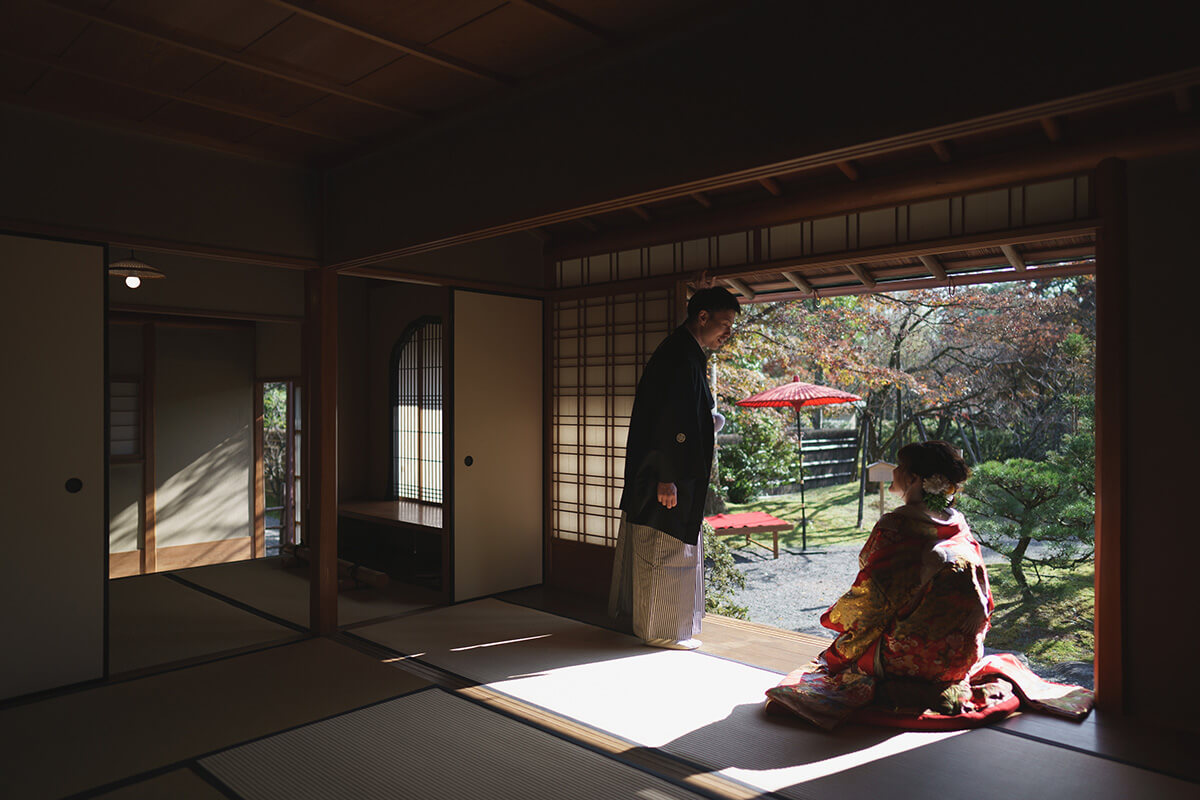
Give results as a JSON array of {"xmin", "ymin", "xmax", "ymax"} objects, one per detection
[
  {"xmin": 452, "ymin": 290, "xmax": 542, "ymax": 601},
  {"xmin": 0, "ymin": 233, "xmax": 105, "ymax": 700}
]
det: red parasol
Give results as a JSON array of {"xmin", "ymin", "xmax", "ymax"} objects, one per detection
[
  {"xmin": 735, "ymin": 377, "xmax": 863, "ymax": 548},
  {"xmin": 737, "ymin": 377, "xmax": 862, "ymax": 409}
]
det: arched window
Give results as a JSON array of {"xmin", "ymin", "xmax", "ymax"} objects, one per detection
[{"xmin": 391, "ymin": 317, "xmax": 443, "ymax": 504}]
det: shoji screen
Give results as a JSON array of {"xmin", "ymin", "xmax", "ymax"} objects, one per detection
[{"xmin": 551, "ymin": 289, "xmax": 678, "ymax": 547}]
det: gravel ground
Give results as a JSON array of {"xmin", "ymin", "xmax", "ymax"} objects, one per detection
[{"xmin": 726, "ymin": 539, "xmax": 1094, "ymax": 688}]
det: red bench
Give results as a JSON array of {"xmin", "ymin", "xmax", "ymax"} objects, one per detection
[{"xmin": 704, "ymin": 511, "xmax": 793, "ymax": 559}]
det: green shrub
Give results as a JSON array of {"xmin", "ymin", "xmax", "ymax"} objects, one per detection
[
  {"xmin": 719, "ymin": 407, "xmax": 800, "ymax": 503},
  {"xmin": 703, "ymin": 520, "xmax": 748, "ymax": 619}
]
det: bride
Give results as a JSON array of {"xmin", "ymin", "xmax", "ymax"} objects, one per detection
[{"xmin": 765, "ymin": 440, "xmax": 1093, "ymax": 730}]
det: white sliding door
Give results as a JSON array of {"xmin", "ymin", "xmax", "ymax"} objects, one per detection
[
  {"xmin": 453, "ymin": 291, "xmax": 542, "ymax": 601},
  {"xmin": 0, "ymin": 233, "xmax": 105, "ymax": 700}
]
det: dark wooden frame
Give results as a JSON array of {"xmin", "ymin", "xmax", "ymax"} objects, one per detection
[
  {"xmin": 304, "ymin": 268, "xmax": 339, "ymax": 635},
  {"xmin": 542, "ymin": 176, "xmax": 1124, "ymax": 706},
  {"xmin": 1093, "ymin": 158, "xmax": 1127, "ymax": 712},
  {"xmin": 388, "ymin": 315, "xmax": 445, "ymax": 506},
  {"xmin": 140, "ymin": 321, "xmax": 156, "ymax": 575}
]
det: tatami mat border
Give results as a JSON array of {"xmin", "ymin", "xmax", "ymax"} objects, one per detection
[
  {"xmin": 65, "ymin": 686, "xmax": 439, "ymax": 800},
  {"xmin": 0, "ymin": 637, "xmax": 311, "ymax": 713},
  {"xmin": 348, "ymin": 599, "xmax": 1200, "ymax": 789},
  {"xmin": 336, "ymin": 629, "xmax": 775, "ymax": 800},
  {"xmin": 165, "ymin": 573, "xmax": 309, "ymax": 633},
  {"xmin": 989, "ymin": 723, "xmax": 1200, "ymax": 785}
]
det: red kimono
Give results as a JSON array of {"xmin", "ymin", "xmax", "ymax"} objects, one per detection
[{"xmin": 765, "ymin": 507, "xmax": 1094, "ymax": 730}]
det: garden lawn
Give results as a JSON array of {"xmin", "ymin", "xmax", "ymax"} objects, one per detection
[
  {"xmin": 985, "ymin": 565, "xmax": 1095, "ymax": 667},
  {"xmin": 722, "ymin": 480, "xmax": 903, "ymax": 550}
]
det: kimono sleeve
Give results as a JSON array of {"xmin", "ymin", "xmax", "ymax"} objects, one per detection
[
  {"xmin": 821, "ymin": 522, "xmax": 902, "ymax": 669},
  {"xmin": 647, "ymin": 359, "xmax": 702, "ymax": 485}
]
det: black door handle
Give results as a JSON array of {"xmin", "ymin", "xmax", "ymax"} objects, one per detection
[{"xmin": 65, "ymin": 478, "xmax": 83, "ymax": 493}]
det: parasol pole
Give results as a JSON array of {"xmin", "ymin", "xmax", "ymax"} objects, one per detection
[
  {"xmin": 857, "ymin": 408, "xmax": 870, "ymax": 528},
  {"xmin": 794, "ymin": 406, "xmax": 807, "ymax": 551}
]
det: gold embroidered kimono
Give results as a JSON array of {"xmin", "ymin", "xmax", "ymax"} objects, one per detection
[{"xmin": 766, "ymin": 507, "xmax": 1093, "ymax": 730}]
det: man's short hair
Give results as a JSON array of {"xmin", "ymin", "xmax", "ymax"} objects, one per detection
[{"xmin": 686, "ymin": 286, "xmax": 741, "ymax": 321}]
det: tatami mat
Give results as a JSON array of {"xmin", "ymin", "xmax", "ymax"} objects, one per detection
[
  {"xmin": 354, "ymin": 599, "xmax": 1199, "ymax": 800},
  {"xmin": 91, "ymin": 768, "xmax": 228, "ymax": 799},
  {"xmin": 172, "ymin": 557, "xmax": 430, "ymax": 628},
  {"xmin": 108, "ymin": 574, "xmax": 301, "ymax": 675},
  {"xmin": 0, "ymin": 638, "xmax": 428, "ymax": 799},
  {"xmin": 202, "ymin": 688, "xmax": 707, "ymax": 800},
  {"xmin": 995, "ymin": 709, "xmax": 1200, "ymax": 783}
]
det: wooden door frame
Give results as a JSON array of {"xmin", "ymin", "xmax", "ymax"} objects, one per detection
[{"xmin": 255, "ymin": 377, "xmax": 302, "ymax": 558}]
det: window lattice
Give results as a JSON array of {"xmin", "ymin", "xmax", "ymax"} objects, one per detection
[
  {"xmin": 110, "ymin": 380, "xmax": 140, "ymax": 457},
  {"xmin": 552, "ymin": 291, "xmax": 678, "ymax": 547},
  {"xmin": 392, "ymin": 318, "xmax": 443, "ymax": 504}
]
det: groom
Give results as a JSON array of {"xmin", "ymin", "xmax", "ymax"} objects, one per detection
[{"xmin": 608, "ymin": 287, "xmax": 740, "ymax": 649}]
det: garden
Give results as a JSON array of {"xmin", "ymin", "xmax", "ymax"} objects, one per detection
[{"xmin": 702, "ymin": 276, "xmax": 1096, "ymax": 686}]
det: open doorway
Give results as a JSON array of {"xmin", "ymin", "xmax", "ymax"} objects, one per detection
[
  {"xmin": 712, "ymin": 275, "xmax": 1096, "ymax": 688},
  {"xmin": 261, "ymin": 380, "xmax": 301, "ymax": 557}
]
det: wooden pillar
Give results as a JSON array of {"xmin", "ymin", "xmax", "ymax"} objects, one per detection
[
  {"xmin": 1093, "ymin": 157, "xmax": 1127, "ymax": 713},
  {"xmin": 252, "ymin": 380, "xmax": 266, "ymax": 559},
  {"xmin": 304, "ymin": 268, "xmax": 338, "ymax": 634},
  {"xmin": 140, "ymin": 321, "xmax": 157, "ymax": 575}
]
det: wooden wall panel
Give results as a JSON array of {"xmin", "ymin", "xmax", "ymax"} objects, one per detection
[
  {"xmin": 1122, "ymin": 152, "xmax": 1200, "ymax": 730},
  {"xmin": 155, "ymin": 538, "xmax": 253, "ymax": 572}
]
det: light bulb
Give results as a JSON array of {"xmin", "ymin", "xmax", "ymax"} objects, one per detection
[{"xmin": 125, "ymin": 275, "xmax": 141, "ymax": 289}]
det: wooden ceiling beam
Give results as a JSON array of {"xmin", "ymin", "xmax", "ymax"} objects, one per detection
[
  {"xmin": 0, "ymin": 88, "xmax": 309, "ymax": 164},
  {"xmin": 545, "ymin": 124, "xmax": 1200, "ymax": 262},
  {"xmin": 781, "ymin": 270, "xmax": 815, "ymax": 295},
  {"xmin": 846, "ymin": 263, "xmax": 877, "ymax": 288},
  {"xmin": 1001, "ymin": 244, "xmax": 1027, "ymax": 271},
  {"xmin": 757, "ymin": 177, "xmax": 783, "ymax": 196},
  {"xmin": 33, "ymin": 0, "xmax": 426, "ymax": 119},
  {"xmin": 631, "ymin": 205, "xmax": 652, "ymax": 222},
  {"xmin": 551, "ymin": 234, "xmax": 1095, "ymax": 302},
  {"xmin": 836, "ymin": 160, "xmax": 860, "ymax": 181},
  {"xmin": 1041, "ymin": 116, "xmax": 1063, "ymax": 142},
  {"xmin": 737, "ymin": 262, "xmax": 1094, "ymax": 305},
  {"xmin": 690, "ymin": 192, "xmax": 713, "ymax": 209},
  {"xmin": 577, "ymin": 218, "xmax": 600, "ymax": 233},
  {"xmin": 724, "ymin": 277, "xmax": 755, "ymax": 300},
  {"xmin": 1175, "ymin": 87, "xmax": 1193, "ymax": 113},
  {"xmin": 1, "ymin": 47, "xmax": 358, "ymax": 144},
  {"xmin": 918, "ymin": 254, "xmax": 949, "ymax": 280},
  {"xmin": 510, "ymin": 0, "xmax": 622, "ymax": 46},
  {"xmin": 258, "ymin": 0, "xmax": 513, "ymax": 86},
  {"xmin": 930, "ymin": 140, "xmax": 953, "ymax": 162}
]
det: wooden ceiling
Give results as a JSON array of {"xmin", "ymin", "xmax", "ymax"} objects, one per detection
[{"xmin": 0, "ymin": 0, "xmax": 702, "ymax": 164}]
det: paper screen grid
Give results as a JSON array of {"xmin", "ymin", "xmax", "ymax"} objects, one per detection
[
  {"xmin": 393, "ymin": 320, "xmax": 443, "ymax": 504},
  {"xmin": 552, "ymin": 290, "xmax": 677, "ymax": 546}
]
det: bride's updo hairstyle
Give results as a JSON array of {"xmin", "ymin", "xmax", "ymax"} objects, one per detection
[{"xmin": 896, "ymin": 440, "xmax": 970, "ymax": 485}]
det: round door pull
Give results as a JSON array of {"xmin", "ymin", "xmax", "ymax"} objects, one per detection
[
  {"xmin": 464, "ymin": 456, "xmax": 474, "ymax": 467},
  {"xmin": 65, "ymin": 478, "xmax": 83, "ymax": 493}
]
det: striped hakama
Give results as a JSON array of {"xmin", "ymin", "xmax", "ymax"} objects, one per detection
[{"xmin": 608, "ymin": 513, "xmax": 704, "ymax": 641}]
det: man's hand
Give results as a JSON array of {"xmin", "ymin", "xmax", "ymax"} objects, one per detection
[{"xmin": 657, "ymin": 482, "xmax": 678, "ymax": 509}]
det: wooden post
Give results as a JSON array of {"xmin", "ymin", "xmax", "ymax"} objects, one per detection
[
  {"xmin": 794, "ymin": 407, "xmax": 807, "ymax": 551},
  {"xmin": 253, "ymin": 381, "xmax": 265, "ymax": 559},
  {"xmin": 140, "ymin": 321, "xmax": 157, "ymax": 575},
  {"xmin": 1093, "ymin": 157, "xmax": 1127, "ymax": 713},
  {"xmin": 305, "ymin": 268, "xmax": 338, "ymax": 635},
  {"xmin": 856, "ymin": 410, "xmax": 868, "ymax": 528}
]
